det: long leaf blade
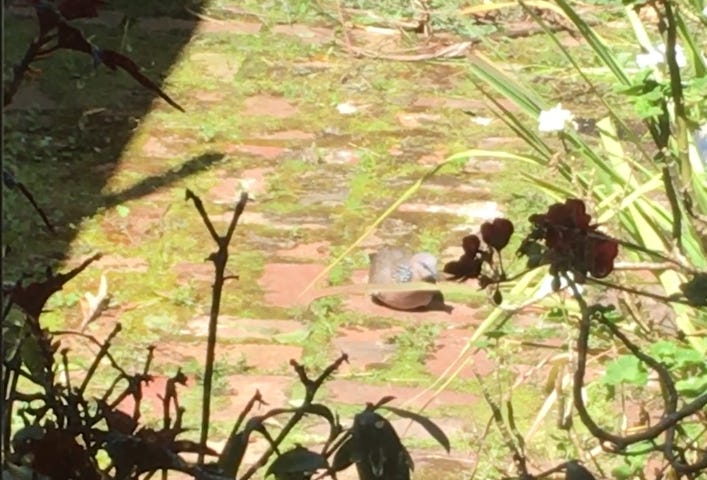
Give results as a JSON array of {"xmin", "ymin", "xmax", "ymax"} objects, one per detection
[{"xmin": 382, "ymin": 406, "xmax": 451, "ymax": 453}]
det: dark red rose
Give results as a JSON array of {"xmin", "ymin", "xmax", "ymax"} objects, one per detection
[{"xmin": 481, "ymin": 218, "xmax": 514, "ymax": 251}]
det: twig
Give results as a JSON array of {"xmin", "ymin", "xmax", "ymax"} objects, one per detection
[
  {"xmin": 466, "ymin": 415, "xmax": 493, "ymax": 480},
  {"xmin": 50, "ymin": 329, "xmax": 129, "ymax": 377},
  {"xmin": 60, "ymin": 348, "xmax": 71, "ymax": 391},
  {"xmin": 161, "ymin": 368, "xmax": 185, "ymax": 480},
  {"xmin": 78, "ymin": 323, "xmax": 122, "ymax": 395},
  {"xmin": 79, "ymin": 273, "xmax": 110, "ymax": 332},
  {"xmin": 230, "ymin": 390, "xmax": 264, "ymax": 440},
  {"xmin": 185, "ymin": 189, "xmax": 248, "ymax": 464},
  {"xmin": 587, "ymin": 277, "xmax": 696, "ymax": 307},
  {"xmin": 98, "ymin": 373, "xmax": 126, "ymax": 407},
  {"xmin": 612, "ymin": 261, "xmax": 678, "ymax": 271},
  {"xmin": 143, "ymin": 345, "xmax": 155, "ymax": 376},
  {"xmin": 600, "ymin": 314, "xmax": 707, "ymax": 474},
  {"xmin": 335, "ymin": 40, "xmax": 471, "ymax": 61},
  {"xmin": 162, "ymin": 369, "xmax": 186, "ymax": 431},
  {"xmin": 217, "ymin": 390, "xmax": 265, "ymax": 477},
  {"xmin": 2, "ymin": 354, "xmax": 22, "ymax": 457},
  {"xmin": 663, "ymin": 0, "xmax": 690, "ymax": 249}
]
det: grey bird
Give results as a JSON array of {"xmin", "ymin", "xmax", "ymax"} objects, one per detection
[{"xmin": 368, "ymin": 247, "xmax": 444, "ymax": 311}]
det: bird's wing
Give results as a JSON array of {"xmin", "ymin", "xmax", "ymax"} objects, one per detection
[
  {"xmin": 391, "ymin": 264, "xmax": 413, "ymax": 283},
  {"xmin": 369, "ymin": 248, "xmax": 410, "ymax": 285}
]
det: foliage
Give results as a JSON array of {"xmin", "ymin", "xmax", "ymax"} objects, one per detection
[
  {"xmin": 437, "ymin": 198, "xmax": 706, "ymax": 476},
  {"xmin": 440, "ymin": 0, "xmax": 707, "ymax": 475},
  {"xmin": 289, "ymin": 0, "xmax": 707, "ymax": 474}
]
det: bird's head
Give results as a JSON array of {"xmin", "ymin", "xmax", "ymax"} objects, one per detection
[{"xmin": 410, "ymin": 252, "xmax": 438, "ymax": 282}]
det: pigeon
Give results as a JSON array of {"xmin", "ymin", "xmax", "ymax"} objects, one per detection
[{"xmin": 368, "ymin": 247, "xmax": 442, "ymax": 311}]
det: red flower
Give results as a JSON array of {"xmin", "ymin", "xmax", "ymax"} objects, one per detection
[
  {"xmin": 481, "ymin": 218, "xmax": 514, "ymax": 251},
  {"xmin": 528, "ymin": 199, "xmax": 618, "ymax": 279},
  {"xmin": 587, "ymin": 236, "xmax": 619, "ymax": 278},
  {"xmin": 444, "ymin": 234, "xmax": 485, "ymax": 281},
  {"xmin": 444, "ymin": 254, "xmax": 483, "ymax": 281},
  {"xmin": 462, "ymin": 234, "xmax": 481, "ymax": 256}
]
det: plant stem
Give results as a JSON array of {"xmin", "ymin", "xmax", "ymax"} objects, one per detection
[{"xmin": 186, "ymin": 190, "xmax": 248, "ymax": 464}]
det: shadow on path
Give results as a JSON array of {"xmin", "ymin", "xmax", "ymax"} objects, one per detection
[{"xmin": 3, "ymin": 1, "xmax": 215, "ymax": 276}]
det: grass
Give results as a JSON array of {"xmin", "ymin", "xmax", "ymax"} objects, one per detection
[
  {"xmin": 298, "ymin": 297, "xmax": 346, "ymax": 368},
  {"xmin": 381, "ymin": 323, "xmax": 441, "ymax": 381}
]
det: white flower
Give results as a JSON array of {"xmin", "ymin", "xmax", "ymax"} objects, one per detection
[
  {"xmin": 336, "ymin": 102, "xmax": 358, "ymax": 115},
  {"xmin": 536, "ymin": 272, "xmax": 583, "ymax": 298},
  {"xmin": 703, "ymin": 6, "xmax": 707, "ymax": 17},
  {"xmin": 636, "ymin": 43, "xmax": 687, "ymax": 69},
  {"xmin": 657, "ymin": 44, "xmax": 687, "ymax": 68},
  {"xmin": 636, "ymin": 48, "xmax": 664, "ymax": 69},
  {"xmin": 538, "ymin": 103, "xmax": 574, "ymax": 133}
]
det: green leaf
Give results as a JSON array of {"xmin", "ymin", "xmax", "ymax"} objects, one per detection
[
  {"xmin": 20, "ymin": 335, "xmax": 49, "ymax": 381},
  {"xmin": 611, "ymin": 440, "xmax": 653, "ymax": 478},
  {"xmin": 675, "ymin": 375, "xmax": 707, "ymax": 397},
  {"xmin": 677, "ymin": 12, "xmax": 707, "ymax": 77},
  {"xmin": 468, "ymin": 52, "xmax": 544, "ymax": 116},
  {"xmin": 602, "ymin": 355, "xmax": 648, "ymax": 386},
  {"xmin": 470, "ymin": 339, "xmax": 492, "ymax": 349},
  {"xmin": 649, "ymin": 340, "xmax": 705, "ymax": 369},
  {"xmin": 550, "ymin": 0, "xmax": 630, "ymax": 86},
  {"xmin": 612, "ymin": 462, "xmax": 640, "ymax": 479}
]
